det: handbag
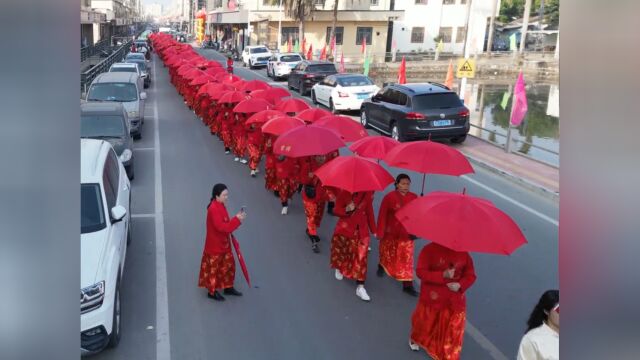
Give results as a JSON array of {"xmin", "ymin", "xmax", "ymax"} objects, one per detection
[{"xmin": 304, "ymin": 185, "xmax": 316, "ymax": 199}]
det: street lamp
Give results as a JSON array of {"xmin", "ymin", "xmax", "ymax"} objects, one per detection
[{"xmin": 277, "ymin": 0, "xmax": 283, "ymax": 50}]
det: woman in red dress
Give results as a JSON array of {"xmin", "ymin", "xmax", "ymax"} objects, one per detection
[
  {"xmin": 198, "ymin": 183, "xmax": 247, "ymax": 301},
  {"xmin": 376, "ymin": 174, "xmax": 419, "ymax": 296},
  {"xmin": 409, "ymin": 242, "xmax": 477, "ymax": 359},
  {"xmin": 245, "ymin": 122, "xmax": 264, "ymax": 177},
  {"xmin": 218, "ymin": 103, "xmax": 235, "ymax": 154},
  {"xmin": 231, "ymin": 112, "xmax": 248, "ymax": 164},
  {"xmin": 299, "ymin": 155, "xmax": 329, "ymax": 253},
  {"xmin": 263, "ymin": 134, "xmax": 278, "ymax": 193},
  {"xmin": 274, "ymin": 155, "xmax": 299, "ymax": 215},
  {"xmin": 330, "ymin": 190, "xmax": 376, "ymax": 301}
]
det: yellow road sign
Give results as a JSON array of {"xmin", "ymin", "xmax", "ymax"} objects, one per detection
[{"xmin": 456, "ymin": 58, "xmax": 476, "ymax": 78}]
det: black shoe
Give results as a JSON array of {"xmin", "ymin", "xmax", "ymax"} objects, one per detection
[
  {"xmin": 223, "ymin": 287, "xmax": 243, "ymax": 296},
  {"xmin": 403, "ymin": 285, "xmax": 419, "ymax": 297},
  {"xmin": 207, "ymin": 291, "xmax": 225, "ymax": 301},
  {"xmin": 273, "ymin": 190, "xmax": 280, "ymax": 198},
  {"xmin": 377, "ymin": 264, "xmax": 385, "ymax": 277},
  {"xmin": 311, "ymin": 242, "xmax": 320, "ymax": 253},
  {"xmin": 327, "ymin": 202, "xmax": 335, "ymax": 215}
]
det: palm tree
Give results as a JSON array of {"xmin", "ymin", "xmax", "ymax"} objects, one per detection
[
  {"xmin": 329, "ymin": 0, "xmax": 339, "ymax": 50},
  {"xmin": 279, "ymin": 0, "xmax": 316, "ymax": 47}
]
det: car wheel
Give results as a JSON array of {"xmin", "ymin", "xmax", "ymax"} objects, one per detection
[
  {"xmin": 329, "ymin": 98, "xmax": 338, "ymax": 114},
  {"xmin": 451, "ymin": 135, "xmax": 467, "ymax": 144},
  {"xmin": 127, "ymin": 221, "xmax": 132, "ymax": 246},
  {"xmin": 360, "ymin": 109, "xmax": 370, "ymax": 128},
  {"xmin": 287, "ymin": 81, "xmax": 293, "ymax": 90},
  {"xmin": 127, "ymin": 164, "xmax": 135, "ymax": 180},
  {"xmin": 267, "ymin": 67, "xmax": 272, "ymax": 78},
  {"xmin": 298, "ymin": 81, "xmax": 305, "ymax": 95},
  {"xmin": 248, "ymin": 60, "xmax": 253, "ymax": 69},
  {"xmin": 107, "ymin": 277, "xmax": 121, "ymax": 348},
  {"xmin": 311, "ymin": 91, "xmax": 318, "ymax": 105},
  {"xmin": 391, "ymin": 123, "xmax": 404, "ymax": 142}
]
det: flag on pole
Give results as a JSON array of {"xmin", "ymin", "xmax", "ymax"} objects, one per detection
[
  {"xmin": 306, "ymin": 43, "xmax": 313, "ymax": 60},
  {"xmin": 302, "ymin": 37, "xmax": 307, "ymax": 54},
  {"xmin": 330, "ymin": 35, "xmax": 336, "ymax": 53},
  {"xmin": 363, "ymin": 48, "xmax": 372, "ymax": 76},
  {"xmin": 287, "ymin": 37, "xmax": 292, "ymax": 52},
  {"xmin": 509, "ymin": 33, "xmax": 517, "ymax": 51},
  {"xmin": 444, "ymin": 59, "xmax": 454, "ymax": 88},
  {"xmin": 500, "ymin": 91, "xmax": 511, "ymax": 110},
  {"xmin": 320, "ymin": 44, "xmax": 327, "ymax": 61},
  {"xmin": 437, "ymin": 39, "xmax": 444, "ymax": 52},
  {"xmin": 510, "ymin": 71, "xmax": 528, "ymax": 126},
  {"xmin": 397, "ymin": 56, "xmax": 406, "ymax": 84},
  {"xmin": 339, "ymin": 50, "xmax": 345, "ymax": 73},
  {"xmin": 360, "ymin": 36, "xmax": 366, "ymax": 54},
  {"xmin": 294, "ymin": 39, "xmax": 299, "ymax": 53}
]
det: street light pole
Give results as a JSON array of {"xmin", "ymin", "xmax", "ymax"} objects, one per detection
[
  {"xmin": 486, "ymin": 0, "xmax": 499, "ymax": 54},
  {"xmin": 277, "ymin": 0, "xmax": 283, "ymax": 50},
  {"xmin": 519, "ymin": 0, "xmax": 532, "ymax": 53},
  {"xmin": 459, "ymin": 0, "xmax": 473, "ymax": 103}
]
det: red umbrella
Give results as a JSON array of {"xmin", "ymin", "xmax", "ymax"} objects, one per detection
[
  {"xmin": 297, "ymin": 108, "xmax": 332, "ymax": 123},
  {"xmin": 349, "ymin": 136, "xmax": 400, "ymax": 160},
  {"xmin": 261, "ymin": 116, "xmax": 305, "ymax": 135},
  {"xmin": 262, "ymin": 87, "xmax": 291, "ymax": 99},
  {"xmin": 315, "ymin": 115, "xmax": 368, "ymax": 142},
  {"xmin": 314, "ymin": 156, "xmax": 394, "ymax": 193},
  {"xmin": 384, "ymin": 140, "xmax": 474, "ymax": 195},
  {"xmin": 249, "ymin": 90, "xmax": 278, "ymax": 105},
  {"xmin": 395, "ymin": 190, "xmax": 527, "ymax": 255},
  {"xmin": 245, "ymin": 110, "xmax": 285, "ymax": 125},
  {"xmin": 275, "ymin": 98, "xmax": 310, "ymax": 113},
  {"xmin": 209, "ymin": 89, "xmax": 232, "ymax": 101},
  {"xmin": 242, "ymin": 79, "xmax": 271, "ymax": 92},
  {"xmin": 218, "ymin": 91, "xmax": 247, "ymax": 104},
  {"xmin": 205, "ymin": 60, "xmax": 222, "ymax": 68},
  {"xmin": 198, "ymin": 83, "xmax": 233, "ymax": 98},
  {"xmin": 214, "ymin": 73, "xmax": 241, "ymax": 83},
  {"xmin": 273, "ymin": 125, "xmax": 345, "ymax": 157},
  {"xmin": 231, "ymin": 235, "xmax": 251, "ymax": 287},
  {"xmin": 233, "ymin": 98, "xmax": 272, "ymax": 114},
  {"xmin": 204, "ymin": 67, "xmax": 226, "ymax": 76},
  {"xmin": 230, "ymin": 79, "xmax": 247, "ymax": 90},
  {"xmin": 190, "ymin": 75, "xmax": 215, "ymax": 86}
]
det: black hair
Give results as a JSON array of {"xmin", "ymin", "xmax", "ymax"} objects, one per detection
[
  {"xmin": 395, "ymin": 173, "xmax": 411, "ymax": 189},
  {"xmin": 207, "ymin": 183, "xmax": 228, "ymax": 209},
  {"xmin": 525, "ymin": 289, "xmax": 559, "ymax": 333}
]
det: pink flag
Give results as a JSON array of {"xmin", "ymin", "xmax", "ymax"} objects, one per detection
[
  {"xmin": 340, "ymin": 50, "xmax": 345, "ymax": 73},
  {"xmin": 510, "ymin": 71, "xmax": 528, "ymax": 126}
]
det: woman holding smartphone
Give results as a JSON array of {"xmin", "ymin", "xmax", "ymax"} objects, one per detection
[{"xmin": 198, "ymin": 183, "xmax": 247, "ymax": 302}]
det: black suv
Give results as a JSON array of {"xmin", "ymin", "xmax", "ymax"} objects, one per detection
[
  {"xmin": 287, "ymin": 61, "xmax": 338, "ymax": 96},
  {"xmin": 360, "ymin": 83, "xmax": 470, "ymax": 143}
]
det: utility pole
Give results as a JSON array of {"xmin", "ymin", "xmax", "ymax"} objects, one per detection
[
  {"xmin": 486, "ymin": 0, "xmax": 499, "ymax": 54},
  {"xmin": 519, "ymin": 0, "xmax": 532, "ymax": 53},
  {"xmin": 459, "ymin": 0, "xmax": 473, "ymax": 103},
  {"xmin": 277, "ymin": 0, "xmax": 283, "ymax": 50}
]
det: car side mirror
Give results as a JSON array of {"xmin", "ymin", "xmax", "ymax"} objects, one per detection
[
  {"xmin": 111, "ymin": 205, "xmax": 127, "ymax": 223},
  {"xmin": 140, "ymin": 92, "xmax": 147, "ymax": 100}
]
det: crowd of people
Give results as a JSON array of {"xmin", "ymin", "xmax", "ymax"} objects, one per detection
[{"xmin": 149, "ymin": 32, "xmax": 559, "ymax": 360}]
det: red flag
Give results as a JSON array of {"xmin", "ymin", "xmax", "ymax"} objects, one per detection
[
  {"xmin": 287, "ymin": 36, "xmax": 292, "ymax": 52},
  {"xmin": 397, "ymin": 56, "xmax": 406, "ymax": 84},
  {"xmin": 306, "ymin": 43, "xmax": 313, "ymax": 60},
  {"xmin": 320, "ymin": 44, "xmax": 327, "ymax": 61},
  {"xmin": 330, "ymin": 35, "xmax": 336, "ymax": 52},
  {"xmin": 231, "ymin": 235, "xmax": 251, "ymax": 287},
  {"xmin": 340, "ymin": 50, "xmax": 345, "ymax": 73},
  {"xmin": 444, "ymin": 60, "xmax": 454, "ymax": 89},
  {"xmin": 510, "ymin": 71, "xmax": 528, "ymax": 126},
  {"xmin": 302, "ymin": 37, "xmax": 307, "ymax": 54},
  {"xmin": 360, "ymin": 36, "xmax": 366, "ymax": 54}
]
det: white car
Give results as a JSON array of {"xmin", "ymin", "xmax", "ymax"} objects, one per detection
[
  {"xmin": 81, "ymin": 139, "xmax": 131, "ymax": 354},
  {"xmin": 241, "ymin": 45, "xmax": 273, "ymax": 69},
  {"xmin": 267, "ymin": 52, "xmax": 303, "ymax": 80},
  {"xmin": 109, "ymin": 62, "xmax": 144, "ymax": 91},
  {"xmin": 311, "ymin": 74, "xmax": 380, "ymax": 114}
]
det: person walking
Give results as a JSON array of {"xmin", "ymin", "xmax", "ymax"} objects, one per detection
[
  {"xmin": 376, "ymin": 174, "xmax": 419, "ymax": 296},
  {"xmin": 198, "ymin": 184, "xmax": 247, "ymax": 301},
  {"xmin": 274, "ymin": 155, "xmax": 299, "ymax": 215},
  {"xmin": 227, "ymin": 56, "xmax": 234, "ymax": 74},
  {"xmin": 409, "ymin": 242, "xmax": 477, "ymax": 358},
  {"xmin": 330, "ymin": 190, "xmax": 376, "ymax": 301},
  {"xmin": 299, "ymin": 155, "xmax": 329, "ymax": 253},
  {"xmin": 517, "ymin": 290, "xmax": 559, "ymax": 360},
  {"xmin": 245, "ymin": 122, "xmax": 264, "ymax": 177},
  {"xmin": 218, "ymin": 103, "xmax": 235, "ymax": 154},
  {"xmin": 232, "ymin": 112, "xmax": 248, "ymax": 164}
]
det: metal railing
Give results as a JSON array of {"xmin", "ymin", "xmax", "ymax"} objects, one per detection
[
  {"xmin": 80, "ymin": 39, "xmax": 132, "ymax": 95},
  {"xmin": 80, "ymin": 39, "xmax": 110, "ymax": 62}
]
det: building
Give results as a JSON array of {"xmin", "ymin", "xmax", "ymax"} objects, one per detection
[
  {"xmin": 145, "ymin": 3, "xmax": 164, "ymax": 19},
  {"xmin": 91, "ymin": 0, "xmax": 142, "ymax": 41},
  {"xmin": 392, "ymin": 0, "xmax": 499, "ymax": 55},
  {"xmin": 207, "ymin": 0, "xmax": 403, "ymax": 62},
  {"xmin": 81, "ymin": 0, "xmax": 108, "ymax": 46}
]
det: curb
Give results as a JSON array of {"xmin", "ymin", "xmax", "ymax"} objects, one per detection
[{"xmin": 463, "ymin": 152, "xmax": 559, "ymax": 202}]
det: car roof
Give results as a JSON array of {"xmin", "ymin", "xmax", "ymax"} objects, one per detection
[
  {"xmin": 247, "ymin": 45, "xmax": 268, "ymax": 49},
  {"xmin": 303, "ymin": 60, "xmax": 334, "ymax": 65},
  {"xmin": 80, "ymin": 102, "xmax": 125, "ymax": 115},
  {"xmin": 111, "ymin": 62, "xmax": 137, "ymax": 68},
  {"xmin": 331, "ymin": 73, "xmax": 367, "ymax": 78},
  {"xmin": 93, "ymin": 72, "xmax": 139, "ymax": 84},
  {"xmin": 277, "ymin": 52, "xmax": 302, "ymax": 56},
  {"xmin": 81, "ymin": 139, "xmax": 111, "ymax": 184},
  {"xmin": 392, "ymin": 82, "xmax": 452, "ymax": 94}
]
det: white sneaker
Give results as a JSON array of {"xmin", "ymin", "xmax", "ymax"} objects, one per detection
[
  {"xmin": 281, "ymin": 206, "xmax": 288, "ymax": 215},
  {"xmin": 250, "ymin": 169, "xmax": 257, "ymax": 177},
  {"xmin": 409, "ymin": 340, "xmax": 420, "ymax": 351},
  {"xmin": 240, "ymin": 158, "xmax": 248, "ymax": 164},
  {"xmin": 334, "ymin": 269, "xmax": 343, "ymax": 281},
  {"xmin": 234, "ymin": 157, "xmax": 240, "ymax": 162},
  {"xmin": 356, "ymin": 285, "xmax": 371, "ymax": 302}
]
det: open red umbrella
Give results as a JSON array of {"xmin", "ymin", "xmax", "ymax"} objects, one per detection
[
  {"xmin": 249, "ymin": 90, "xmax": 278, "ymax": 105},
  {"xmin": 273, "ymin": 125, "xmax": 345, "ymax": 157},
  {"xmin": 218, "ymin": 91, "xmax": 247, "ymax": 104},
  {"xmin": 315, "ymin": 115, "xmax": 368, "ymax": 142},
  {"xmin": 198, "ymin": 83, "xmax": 233, "ymax": 98},
  {"xmin": 190, "ymin": 74, "xmax": 215, "ymax": 86},
  {"xmin": 395, "ymin": 190, "xmax": 527, "ymax": 255},
  {"xmin": 205, "ymin": 60, "xmax": 222, "ymax": 68},
  {"xmin": 314, "ymin": 156, "xmax": 394, "ymax": 193},
  {"xmin": 297, "ymin": 108, "xmax": 332, "ymax": 123},
  {"xmin": 204, "ymin": 67, "xmax": 226, "ymax": 76},
  {"xmin": 241, "ymin": 79, "xmax": 271, "ymax": 92},
  {"xmin": 231, "ymin": 235, "xmax": 251, "ymax": 287},
  {"xmin": 275, "ymin": 98, "xmax": 310, "ymax": 113},
  {"xmin": 233, "ymin": 98, "xmax": 272, "ymax": 114},
  {"xmin": 245, "ymin": 110, "xmax": 285, "ymax": 125},
  {"xmin": 349, "ymin": 136, "xmax": 399, "ymax": 160},
  {"xmin": 214, "ymin": 73, "xmax": 241, "ymax": 83},
  {"xmin": 383, "ymin": 140, "xmax": 474, "ymax": 195},
  {"xmin": 230, "ymin": 79, "xmax": 247, "ymax": 90},
  {"xmin": 261, "ymin": 116, "xmax": 305, "ymax": 135},
  {"xmin": 262, "ymin": 87, "xmax": 291, "ymax": 99}
]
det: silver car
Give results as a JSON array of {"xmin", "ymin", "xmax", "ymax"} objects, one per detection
[{"xmin": 267, "ymin": 52, "xmax": 303, "ymax": 80}]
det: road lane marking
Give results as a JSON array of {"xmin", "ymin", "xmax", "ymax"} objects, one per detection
[
  {"xmin": 153, "ymin": 57, "xmax": 172, "ymax": 360},
  {"xmin": 466, "ymin": 321, "xmax": 509, "ymax": 360},
  {"xmin": 131, "ymin": 213, "xmax": 155, "ymax": 218}
]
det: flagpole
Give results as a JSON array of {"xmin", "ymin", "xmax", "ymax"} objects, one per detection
[
  {"xmin": 506, "ymin": 81, "xmax": 516, "ymax": 153},
  {"xmin": 277, "ymin": 0, "xmax": 283, "ymax": 51},
  {"xmin": 459, "ymin": 0, "xmax": 473, "ymax": 103}
]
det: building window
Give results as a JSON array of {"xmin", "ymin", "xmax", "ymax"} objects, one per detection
[
  {"xmin": 214, "ymin": 0, "xmax": 223, "ymax": 8},
  {"xmin": 411, "ymin": 27, "xmax": 425, "ymax": 43},
  {"xmin": 371, "ymin": 0, "xmax": 379, "ymax": 5},
  {"xmin": 415, "ymin": 0, "xmax": 428, "ymax": 4},
  {"xmin": 443, "ymin": 0, "xmax": 455, "ymax": 4},
  {"xmin": 314, "ymin": 0, "xmax": 324, "ymax": 5},
  {"xmin": 263, "ymin": 0, "xmax": 276, "ymax": 4},
  {"xmin": 326, "ymin": 27, "xmax": 344, "ymax": 45},
  {"xmin": 439, "ymin": 27, "xmax": 452, "ymax": 43},
  {"xmin": 460, "ymin": 0, "xmax": 467, "ymax": 3},
  {"xmin": 281, "ymin": 27, "xmax": 299, "ymax": 45},
  {"xmin": 455, "ymin": 27, "xmax": 466, "ymax": 43},
  {"xmin": 355, "ymin": 27, "xmax": 373, "ymax": 45}
]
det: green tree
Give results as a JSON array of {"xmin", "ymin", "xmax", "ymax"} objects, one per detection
[{"xmin": 498, "ymin": 0, "xmax": 559, "ymax": 27}]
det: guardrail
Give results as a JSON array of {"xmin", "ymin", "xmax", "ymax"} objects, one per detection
[
  {"xmin": 80, "ymin": 39, "xmax": 111, "ymax": 62},
  {"xmin": 80, "ymin": 39, "xmax": 132, "ymax": 95}
]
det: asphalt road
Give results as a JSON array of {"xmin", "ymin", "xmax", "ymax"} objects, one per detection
[{"xmin": 90, "ymin": 50, "xmax": 559, "ymax": 360}]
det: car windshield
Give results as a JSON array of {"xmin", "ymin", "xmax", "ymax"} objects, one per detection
[
  {"xmin": 126, "ymin": 54, "xmax": 145, "ymax": 61},
  {"xmin": 111, "ymin": 66, "xmax": 136, "ymax": 73},
  {"xmin": 280, "ymin": 55, "xmax": 302, "ymax": 62},
  {"xmin": 81, "ymin": 183, "xmax": 106, "ymax": 234},
  {"xmin": 81, "ymin": 115, "xmax": 126, "ymax": 137},
  {"xmin": 250, "ymin": 47, "xmax": 269, "ymax": 54},
  {"xmin": 337, "ymin": 76, "xmax": 374, "ymax": 87},
  {"xmin": 411, "ymin": 93, "xmax": 463, "ymax": 110},
  {"xmin": 87, "ymin": 83, "xmax": 138, "ymax": 102},
  {"xmin": 308, "ymin": 64, "xmax": 337, "ymax": 72}
]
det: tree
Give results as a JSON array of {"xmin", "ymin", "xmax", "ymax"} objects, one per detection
[
  {"xmin": 329, "ymin": 0, "xmax": 339, "ymax": 51},
  {"xmin": 282, "ymin": 0, "xmax": 317, "ymax": 46},
  {"xmin": 498, "ymin": 0, "xmax": 559, "ymax": 27}
]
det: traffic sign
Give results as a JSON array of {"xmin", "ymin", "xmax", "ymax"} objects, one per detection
[{"xmin": 456, "ymin": 58, "xmax": 476, "ymax": 78}]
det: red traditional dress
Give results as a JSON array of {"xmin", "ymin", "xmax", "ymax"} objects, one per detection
[
  {"xmin": 207, "ymin": 101, "xmax": 221, "ymax": 135},
  {"xmin": 245, "ymin": 122, "xmax": 264, "ymax": 171},
  {"xmin": 299, "ymin": 157, "xmax": 328, "ymax": 236},
  {"xmin": 263, "ymin": 135, "xmax": 278, "ymax": 191},
  {"xmin": 376, "ymin": 190, "xmax": 419, "ymax": 281},
  {"xmin": 275, "ymin": 155, "xmax": 299, "ymax": 204},
  {"xmin": 198, "ymin": 201, "xmax": 242, "ymax": 292},
  {"xmin": 219, "ymin": 105, "xmax": 235, "ymax": 150},
  {"xmin": 410, "ymin": 243, "xmax": 476, "ymax": 360},
  {"xmin": 330, "ymin": 191, "xmax": 376, "ymax": 281},
  {"xmin": 232, "ymin": 113, "xmax": 248, "ymax": 158}
]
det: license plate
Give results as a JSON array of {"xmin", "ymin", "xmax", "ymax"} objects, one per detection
[
  {"xmin": 432, "ymin": 120, "xmax": 453, "ymax": 127},
  {"xmin": 357, "ymin": 93, "xmax": 369, "ymax": 99},
  {"xmin": 289, "ymin": 64, "xmax": 296, "ymax": 68}
]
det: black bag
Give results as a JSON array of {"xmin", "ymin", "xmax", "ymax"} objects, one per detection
[{"xmin": 304, "ymin": 185, "xmax": 316, "ymax": 199}]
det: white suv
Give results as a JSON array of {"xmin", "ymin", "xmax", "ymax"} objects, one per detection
[
  {"xmin": 241, "ymin": 45, "xmax": 273, "ymax": 69},
  {"xmin": 267, "ymin": 52, "xmax": 303, "ymax": 80},
  {"xmin": 81, "ymin": 139, "xmax": 131, "ymax": 354}
]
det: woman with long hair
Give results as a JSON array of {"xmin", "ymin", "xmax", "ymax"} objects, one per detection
[
  {"xmin": 517, "ymin": 290, "xmax": 559, "ymax": 360},
  {"xmin": 198, "ymin": 184, "xmax": 247, "ymax": 301}
]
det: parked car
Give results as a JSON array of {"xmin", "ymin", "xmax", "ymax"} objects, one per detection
[
  {"xmin": 311, "ymin": 74, "xmax": 380, "ymax": 114},
  {"xmin": 81, "ymin": 102, "xmax": 135, "ymax": 179},
  {"xmin": 241, "ymin": 45, "xmax": 272, "ymax": 69},
  {"xmin": 81, "ymin": 138, "xmax": 130, "ymax": 354},
  {"xmin": 287, "ymin": 61, "xmax": 338, "ymax": 96},
  {"xmin": 267, "ymin": 52, "xmax": 303, "ymax": 80},
  {"xmin": 360, "ymin": 82, "xmax": 470, "ymax": 143},
  {"xmin": 125, "ymin": 52, "xmax": 147, "ymax": 63},
  {"xmin": 109, "ymin": 63, "xmax": 144, "ymax": 90},
  {"xmin": 125, "ymin": 59, "xmax": 150, "ymax": 88},
  {"xmin": 85, "ymin": 72, "xmax": 146, "ymax": 139}
]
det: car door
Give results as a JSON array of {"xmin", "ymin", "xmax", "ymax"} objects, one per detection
[
  {"xmin": 289, "ymin": 63, "xmax": 303, "ymax": 88},
  {"xmin": 367, "ymin": 87, "xmax": 390, "ymax": 128},
  {"xmin": 317, "ymin": 76, "xmax": 333, "ymax": 105},
  {"xmin": 377, "ymin": 89, "xmax": 401, "ymax": 131},
  {"xmin": 268, "ymin": 55, "xmax": 277, "ymax": 74},
  {"xmin": 104, "ymin": 149, "xmax": 129, "ymax": 273}
]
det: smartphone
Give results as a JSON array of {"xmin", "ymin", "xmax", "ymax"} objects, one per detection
[{"xmin": 240, "ymin": 206, "xmax": 247, "ymax": 213}]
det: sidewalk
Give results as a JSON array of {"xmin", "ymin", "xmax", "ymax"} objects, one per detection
[{"xmin": 454, "ymin": 136, "xmax": 559, "ymax": 199}]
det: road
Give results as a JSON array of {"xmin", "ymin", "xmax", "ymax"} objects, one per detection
[{"xmin": 91, "ymin": 49, "xmax": 559, "ymax": 360}]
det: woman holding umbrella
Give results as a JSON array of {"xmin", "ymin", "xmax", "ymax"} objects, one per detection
[
  {"xmin": 246, "ymin": 122, "xmax": 264, "ymax": 177},
  {"xmin": 275, "ymin": 155, "xmax": 299, "ymax": 215},
  {"xmin": 299, "ymin": 155, "xmax": 329, "ymax": 253},
  {"xmin": 376, "ymin": 173, "xmax": 419, "ymax": 296}
]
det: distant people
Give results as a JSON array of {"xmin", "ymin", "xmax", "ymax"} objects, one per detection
[
  {"xmin": 409, "ymin": 242, "xmax": 477, "ymax": 359},
  {"xmin": 376, "ymin": 174, "xmax": 419, "ymax": 296},
  {"xmin": 517, "ymin": 290, "xmax": 559, "ymax": 360},
  {"xmin": 227, "ymin": 56, "xmax": 234, "ymax": 74},
  {"xmin": 198, "ymin": 183, "xmax": 247, "ymax": 301}
]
